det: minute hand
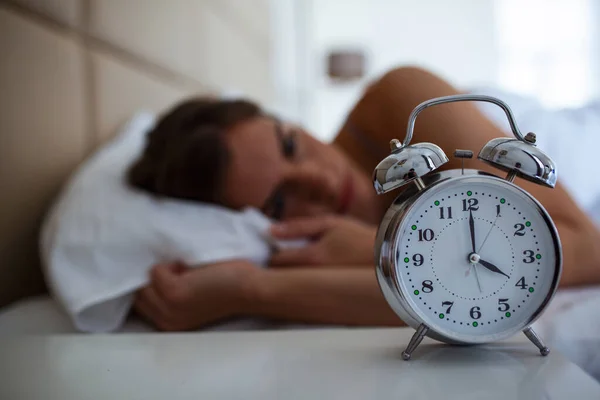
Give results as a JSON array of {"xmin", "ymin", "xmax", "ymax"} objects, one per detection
[
  {"xmin": 478, "ymin": 259, "xmax": 510, "ymax": 278},
  {"xmin": 469, "ymin": 210, "xmax": 476, "ymax": 253}
]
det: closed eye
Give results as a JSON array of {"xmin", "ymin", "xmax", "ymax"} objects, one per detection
[
  {"xmin": 264, "ymin": 118, "xmax": 296, "ymax": 220},
  {"xmin": 282, "ymin": 130, "xmax": 297, "ymax": 159},
  {"xmin": 275, "ymin": 118, "xmax": 297, "ymax": 160}
]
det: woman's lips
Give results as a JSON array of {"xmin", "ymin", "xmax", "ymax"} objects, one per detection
[{"xmin": 338, "ymin": 172, "xmax": 355, "ymax": 214}]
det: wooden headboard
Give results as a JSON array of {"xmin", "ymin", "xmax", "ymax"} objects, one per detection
[{"xmin": 0, "ymin": 0, "xmax": 273, "ymax": 308}]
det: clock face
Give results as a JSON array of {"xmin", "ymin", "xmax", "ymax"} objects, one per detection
[{"xmin": 394, "ymin": 176, "xmax": 560, "ymax": 343}]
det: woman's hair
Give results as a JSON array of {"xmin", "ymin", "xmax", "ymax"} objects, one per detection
[{"xmin": 127, "ymin": 97, "xmax": 263, "ymax": 203}]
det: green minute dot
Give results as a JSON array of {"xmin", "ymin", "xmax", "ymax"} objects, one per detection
[
  {"xmin": 536, "ymin": 254, "xmax": 542, "ymax": 259},
  {"xmin": 434, "ymin": 200, "xmax": 440, "ymax": 206},
  {"xmin": 525, "ymin": 221, "xmax": 531, "ymax": 227},
  {"xmin": 529, "ymin": 287, "xmax": 535, "ymax": 293},
  {"xmin": 500, "ymin": 198, "xmax": 506, "ymax": 204},
  {"xmin": 404, "ymin": 257, "xmax": 410, "ymax": 263},
  {"xmin": 472, "ymin": 322, "xmax": 478, "ymax": 327},
  {"xmin": 467, "ymin": 191, "xmax": 472, "ymax": 196},
  {"xmin": 505, "ymin": 312, "xmax": 511, "ymax": 318},
  {"xmin": 439, "ymin": 313, "xmax": 445, "ymax": 319},
  {"xmin": 411, "ymin": 225, "xmax": 417, "ymax": 230},
  {"xmin": 414, "ymin": 290, "xmax": 420, "ymax": 295}
]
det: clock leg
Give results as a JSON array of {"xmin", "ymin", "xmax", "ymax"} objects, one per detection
[
  {"xmin": 523, "ymin": 327, "xmax": 550, "ymax": 356},
  {"xmin": 402, "ymin": 324, "xmax": 429, "ymax": 361}
]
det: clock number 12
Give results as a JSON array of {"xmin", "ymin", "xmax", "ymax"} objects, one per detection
[{"xmin": 462, "ymin": 198, "xmax": 479, "ymax": 211}]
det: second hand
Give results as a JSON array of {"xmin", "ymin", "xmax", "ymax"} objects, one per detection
[
  {"xmin": 477, "ymin": 214, "xmax": 500, "ymax": 254},
  {"xmin": 472, "ymin": 264, "xmax": 483, "ymax": 292}
]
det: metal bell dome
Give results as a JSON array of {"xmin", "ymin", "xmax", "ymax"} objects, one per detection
[
  {"xmin": 478, "ymin": 137, "xmax": 557, "ymax": 188},
  {"xmin": 373, "ymin": 142, "xmax": 448, "ymax": 194}
]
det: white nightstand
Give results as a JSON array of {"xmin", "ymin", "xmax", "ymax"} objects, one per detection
[{"xmin": 0, "ymin": 327, "xmax": 598, "ymax": 399}]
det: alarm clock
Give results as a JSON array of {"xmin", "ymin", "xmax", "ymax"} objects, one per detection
[{"xmin": 373, "ymin": 94, "xmax": 562, "ymax": 360}]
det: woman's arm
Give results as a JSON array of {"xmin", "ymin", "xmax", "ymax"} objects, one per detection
[
  {"xmin": 336, "ymin": 66, "xmax": 600, "ymax": 287},
  {"xmin": 134, "ymin": 260, "xmax": 401, "ymax": 331},
  {"xmin": 246, "ymin": 267, "xmax": 401, "ymax": 326}
]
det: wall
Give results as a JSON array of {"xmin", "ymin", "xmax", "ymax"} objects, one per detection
[
  {"xmin": 294, "ymin": 0, "xmax": 499, "ymax": 141},
  {"xmin": 495, "ymin": 0, "xmax": 595, "ymax": 109}
]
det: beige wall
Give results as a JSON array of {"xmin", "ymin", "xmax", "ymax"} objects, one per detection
[{"xmin": 0, "ymin": 0, "xmax": 273, "ymax": 307}]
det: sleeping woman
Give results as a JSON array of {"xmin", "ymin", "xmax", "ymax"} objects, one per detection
[{"xmin": 127, "ymin": 66, "xmax": 600, "ymax": 331}]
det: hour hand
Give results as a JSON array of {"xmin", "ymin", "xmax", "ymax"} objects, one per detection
[{"xmin": 478, "ymin": 259, "xmax": 509, "ymax": 278}]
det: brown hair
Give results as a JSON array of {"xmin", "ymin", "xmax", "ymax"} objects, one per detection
[{"xmin": 127, "ymin": 97, "xmax": 263, "ymax": 203}]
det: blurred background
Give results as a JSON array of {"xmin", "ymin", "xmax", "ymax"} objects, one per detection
[
  {"xmin": 1, "ymin": 0, "xmax": 599, "ymax": 308},
  {"xmin": 273, "ymin": 0, "xmax": 599, "ymax": 140}
]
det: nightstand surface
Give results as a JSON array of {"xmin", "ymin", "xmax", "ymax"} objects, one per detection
[{"xmin": 1, "ymin": 327, "xmax": 598, "ymax": 399}]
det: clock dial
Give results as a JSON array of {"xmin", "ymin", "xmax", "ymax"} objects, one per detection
[{"xmin": 394, "ymin": 176, "xmax": 560, "ymax": 342}]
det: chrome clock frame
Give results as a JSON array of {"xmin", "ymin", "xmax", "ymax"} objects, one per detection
[{"xmin": 374, "ymin": 170, "xmax": 562, "ymax": 357}]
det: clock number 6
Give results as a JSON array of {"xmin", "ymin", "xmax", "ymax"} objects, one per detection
[{"xmin": 470, "ymin": 306, "xmax": 482, "ymax": 320}]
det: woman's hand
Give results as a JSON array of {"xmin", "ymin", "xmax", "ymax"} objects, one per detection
[
  {"xmin": 269, "ymin": 215, "xmax": 377, "ymax": 267},
  {"xmin": 134, "ymin": 260, "xmax": 258, "ymax": 331}
]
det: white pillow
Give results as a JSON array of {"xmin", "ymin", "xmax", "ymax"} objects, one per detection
[{"xmin": 40, "ymin": 112, "xmax": 282, "ymax": 333}]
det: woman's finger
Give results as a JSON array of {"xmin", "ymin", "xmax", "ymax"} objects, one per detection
[
  {"xmin": 151, "ymin": 263, "xmax": 187, "ymax": 302},
  {"xmin": 270, "ymin": 216, "xmax": 334, "ymax": 239},
  {"xmin": 136, "ymin": 285, "xmax": 172, "ymax": 319},
  {"xmin": 168, "ymin": 260, "xmax": 190, "ymax": 275},
  {"xmin": 133, "ymin": 293, "xmax": 180, "ymax": 332},
  {"xmin": 133, "ymin": 294, "xmax": 158, "ymax": 325}
]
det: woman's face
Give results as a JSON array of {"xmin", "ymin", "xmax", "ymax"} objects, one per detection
[{"xmin": 221, "ymin": 116, "xmax": 375, "ymax": 221}]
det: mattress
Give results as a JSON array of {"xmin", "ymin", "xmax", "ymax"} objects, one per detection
[{"xmin": 1, "ymin": 290, "xmax": 599, "ymax": 381}]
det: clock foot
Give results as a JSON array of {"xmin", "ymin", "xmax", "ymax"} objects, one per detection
[
  {"xmin": 402, "ymin": 324, "xmax": 429, "ymax": 361},
  {"xmin": 523, "ymin": 327, "xmax": 550, "ymax": 356}
]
